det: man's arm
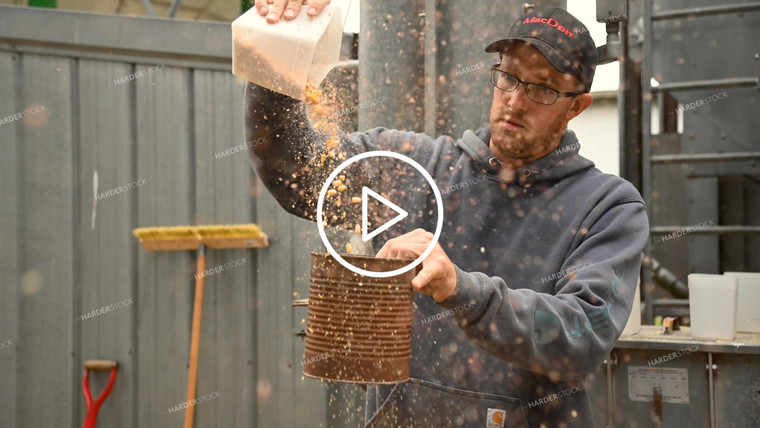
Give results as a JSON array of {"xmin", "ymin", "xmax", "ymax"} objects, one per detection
[
  {"xmin": 443, "ymin": 200, "xmax": 648, "ymax": 379},
  {"xmin": 244, "ymin": 82, "xmax": 445, "ymax": 223},
  {"xmin": 380, "ymin": 196, "xmax": 648, "ymax": 380}
]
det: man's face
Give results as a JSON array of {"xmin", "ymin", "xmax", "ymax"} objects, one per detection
[{"xmin": 489, "ymin": 41, "xmax": 591, "ymax": 165}]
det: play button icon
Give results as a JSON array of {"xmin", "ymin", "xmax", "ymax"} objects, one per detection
[
  {"xmin": 316, "ymin": 151, "xmax": 444, "ymax": 278},
  {"xmin": 361, "ymin": 186, "xmax": 408, "ymax": 242}
]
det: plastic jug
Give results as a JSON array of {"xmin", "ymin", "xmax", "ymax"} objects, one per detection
[
  {"xmin": 620, "ymin": 278, "xmax": 641, "ymax": 336},
  {"xmin": 232, "ymin": 4, "xmax": 343, "ymax": 100},
  {"xmin": 724, "ymin": 272, "xmax": 760, "ymax": 333},
  {"xmin": 688, "ymin": 273, "xmax": 738, "ymax": 340}
]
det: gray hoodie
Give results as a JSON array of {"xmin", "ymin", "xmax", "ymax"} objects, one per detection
[{"xmin": 244, "ymin": 83, "xmax": 649, "ymax": 428}]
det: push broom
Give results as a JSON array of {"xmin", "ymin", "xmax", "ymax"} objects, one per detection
[{"xmin": 133, "ymin": 224, "xmax": 268, "ymax": 428}]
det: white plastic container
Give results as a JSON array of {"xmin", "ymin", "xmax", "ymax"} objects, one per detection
[
  {"xmin": 688, "ymin": 273, "xmax": 738, "ymax": 340},
  {"xmin": 231, "ymin": 4, "xmax": 343, "ymax": 100},
  {"xmin": 724, "ymin": 272, "xmax": 760, "ymax": 333},
  {"xmin": 621, "ymin": 278, "xmax": 641, "ymax": 337}
]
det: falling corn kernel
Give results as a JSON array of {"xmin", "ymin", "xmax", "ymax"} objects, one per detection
[
  {"xmin": 351, "ymin": 197, "xmax": 361, "ymax": 204},
  {"xmin": 354, "ymin": 224, "xmax": 361, "ymax": 234},
  {"xmin": 327, "ymin": 189, "xmax": 337, "ymax": 196},
  {"xmin": 332, "ymin": 215, "xmax": 338, "ymax": 221},
  {"xmin": 320, "ymin": 153, "xmax": 327, "ymax": 162},
  {"xmin": 338, "ymin": 185, "xmax": 347, "ymax": 192},
  {"xmin": 332, "ymin": 180, "xmax": 343, "ymax": 187},
  {"xmin": 338, "ymin": 175, "xmax": 346, "ymax": 181},
  {"xmin": 346, "ymin": 243, "xmax": 352, "ymax": 253}
]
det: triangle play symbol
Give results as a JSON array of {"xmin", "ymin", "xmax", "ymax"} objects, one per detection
[{"xmin": 361, "ymin": 186, "xmax": 408, "ymax": 243}]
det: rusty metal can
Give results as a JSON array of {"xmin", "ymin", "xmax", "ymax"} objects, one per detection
[{"xmin": 303, "ymin": 252, "xmax": 415, "ymax": 383}]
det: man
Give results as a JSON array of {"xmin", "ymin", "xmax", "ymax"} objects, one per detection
[{"xmin": 245, "ymin": 4, "xmax": 648, "ymax": 427}]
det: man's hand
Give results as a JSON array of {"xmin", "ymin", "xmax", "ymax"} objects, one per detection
[
  {"xmin": 376, "ymin": 229, "xmax": 458, "ymax": 303},
  {"xmin": 255, "ymin": 0, "xmax": 331, "ymax": 23}
]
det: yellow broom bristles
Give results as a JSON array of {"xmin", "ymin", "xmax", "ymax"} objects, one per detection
[
  {"xmin": 133, "ymin": 224, "xmax": 263, "ymax": 239},
  {"xmin": 133, "ymin": 224, "xmax": 266, "ymax": 250}
]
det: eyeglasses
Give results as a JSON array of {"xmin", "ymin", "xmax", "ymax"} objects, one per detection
[{"xmin": 489, "ymin": 66, "xmax": 585, "ymax": 105}]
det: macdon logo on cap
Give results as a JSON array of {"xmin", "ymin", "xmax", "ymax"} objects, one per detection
[{"xmin": 522, "ymin": 17, "xmax": 574, "ymax": 38}]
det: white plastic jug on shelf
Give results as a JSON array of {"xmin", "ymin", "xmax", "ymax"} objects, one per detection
[{"xmin": 231, "ymin": 4, "xmax": 343, "ymax": 100}]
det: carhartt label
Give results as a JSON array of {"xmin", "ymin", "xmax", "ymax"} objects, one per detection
[{"xmin": 486, "ymin": 408, "xmax": 505, "ymax": 428}]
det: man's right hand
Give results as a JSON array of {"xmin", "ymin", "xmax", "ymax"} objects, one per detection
[{"xmin": 255, "ymin": 0, "xmax": 331, "ymax": 23}]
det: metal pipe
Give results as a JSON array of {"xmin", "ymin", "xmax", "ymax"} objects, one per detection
[
  {"xmin": 605, "ymin": 354, "xmax": 615, "ymax": 428},
  {"xmin": 652, "ymin": 386, "xmax": 663, "ymax": 428},
  {"xmin": 650, "ymin": 299, "xmax": 689, "ymax": 309},
  {"xmin": 358, "ymin": 0, "xmax": 425, "ymax": 131},
  {"xmin": 651, "ymin": 226, "xmax": 760, "ymax": 235},
  {"xmin": 168, "ymin": 0, "xmax": 182, "ymax": 18},
  {"xmin": 422, "ymin": 0, "xmax": 437, "ymax": 137},
  {"xmin": 642, "ymin": 256, "xmax": 689, "ymax": 298},
  {"xmin": 642, "ymin": 0, "xmax": 654, "ymax": 324},
  {"xmin": 651, "ymin": 77, "xmax": 758, "ymax": 92},
  {"xmin": 707, "ymin": 353, "xmax": 717, "ymax": 428},
  {"xmin": 651, "ymin": 152, "xmax": 760, "ymax": 163},
  {"xmin": 618, "ymin": 18, "xmax": 642, "ymax": 188},
  {"xmin": 140, "ymin": 0, "xmax": 156, "ymax": 17},
  {"xmin": 652, "ymin": 2, "xmax": 760, "ymax": 20}
]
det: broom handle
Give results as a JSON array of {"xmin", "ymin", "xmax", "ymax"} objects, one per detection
[{"xmin": 185, "ymin": 244, "xmax": 206, "ymax": 428}]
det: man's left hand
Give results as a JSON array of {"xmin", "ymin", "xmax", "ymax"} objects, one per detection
[{"xmin": 376, "ymin": 229, "xmax": 457, "ymax": 303}]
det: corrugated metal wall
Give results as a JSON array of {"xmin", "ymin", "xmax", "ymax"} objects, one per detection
[{"xmin": 0, "ymin": 5, "xmax": 358, "ymax": 428}]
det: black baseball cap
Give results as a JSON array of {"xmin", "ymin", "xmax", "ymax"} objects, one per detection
[{"xmin": 485, "ymin": 7, "xmax": 598, "ymax": 92}]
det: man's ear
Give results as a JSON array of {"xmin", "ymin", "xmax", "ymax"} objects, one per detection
[{"xmin": 565, "ymin": 93, "xmax": 593, "ymax": 122}]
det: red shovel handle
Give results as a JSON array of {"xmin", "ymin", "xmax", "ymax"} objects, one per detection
[{"xmin": 83, "ymin": 360, "xmax": 119, "ymax": 428}]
